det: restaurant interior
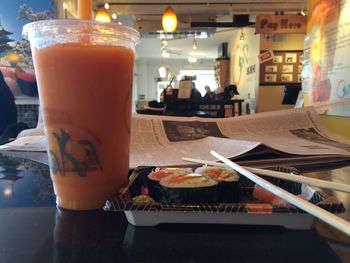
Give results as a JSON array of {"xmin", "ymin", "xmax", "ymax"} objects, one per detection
[{"xmin": 0, "ymin": 0, "xmax": 350, "ymax": 262}]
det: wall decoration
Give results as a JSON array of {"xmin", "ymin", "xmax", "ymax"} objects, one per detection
[
  {"xmin": 272, "ymin": 56, "xmax": 283, "ymax": 63},
  {"xmin": 282, "ymin": 65, "xmax": 294, "ymax": 73},
  {"xmin": 265, "ymin": 74, "xmax": 277, "ymax": 82},
  {"xmin": 285, "ymin": 53, "xmax": 297, "ymax": 63},
  {"xmin": 0, "ymin": 1, "xmax": 54, "ymax": 99},
  {"xmin": 265, "ymin": 65, "xmax": 277, "ymax": 73},
  {"xmin": 282, "ymin": 74, "xmax": 293, "ymax": 82},
  {"xmin": 305, "ymin": 0, "xmax": 350, "ymax": 117},
  {"xmin": 260, "ymin": 50, "xmax": 303, "ymax": 85}
]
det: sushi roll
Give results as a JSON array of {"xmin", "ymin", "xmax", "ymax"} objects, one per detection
[
  {"xmin": 160, "ymin": 173, "xmax": 218, "ymax": 203},
  {"xmin": 147, "ymin": 168, "xmax": 192, "ymax": 201},
  {"xmin": 197, "ymin": 166, "xmax": 240, "ymax": 203}
]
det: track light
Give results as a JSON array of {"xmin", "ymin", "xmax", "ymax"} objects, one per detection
[
  {"xmin": 104, "ymin": 3, "xmax": 109, "ymax": 10},
  {"xmin": 240, "ymin": 28, "xmax": 244, "ymax": 42},
  {"xmin": 192, "ymin": 38, "xmax": 197, "ymax": 50}
]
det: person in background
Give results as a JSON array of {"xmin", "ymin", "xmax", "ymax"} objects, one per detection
[
  {"xmin": 224, "ymin": 84, "xmax": 239, "ymax": 100},
  {"xmin": 214, "ymin": 86, "xmax": 225, "ymax": 100},
  {"xmin": 190, "ymin": 82, "xmax": 202, "ymax": 101},
  {"xmin": 0, "ymin": 71, "xmax": 17, "ymax": 135},
  {"xmin": 202, "ymin": 85, "xmax": 214, "ymax": 101}
]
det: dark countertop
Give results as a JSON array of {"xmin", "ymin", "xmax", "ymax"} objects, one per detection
[{"xmin": 0, "ymin": 153, "xmax": 349, "ymax": 263}]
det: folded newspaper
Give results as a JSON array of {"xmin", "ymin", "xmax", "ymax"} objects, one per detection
[{"xmin": 1, "ymin": 107, "xmax": 349, "ymax": 168}]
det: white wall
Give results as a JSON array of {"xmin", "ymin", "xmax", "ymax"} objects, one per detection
[
  {"xmin": 228, "ymin": 28, "xmax": 260, "ymax": 112},
  {"xmin": 134, "ymin": 58, "xmax": 215, "ymax": 102}
]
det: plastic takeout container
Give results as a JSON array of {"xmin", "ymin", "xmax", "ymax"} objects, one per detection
[{"xmin": 106, "ymin": 166, "xmax": 345, "ymax": 229}]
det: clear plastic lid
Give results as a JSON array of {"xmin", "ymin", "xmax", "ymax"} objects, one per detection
[{"xmin": 23, "ymin": 19, "xmax": 140, "ymax": 49}]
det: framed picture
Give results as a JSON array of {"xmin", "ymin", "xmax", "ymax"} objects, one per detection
[
  {"xmin": 265, "ymin": 74, "xmax": 277, "ymax": 82},
  {"xmin": 273, "ymin": 56, "xmax": 283, "ymax": 63},
  {"xmin": 281, "ymin": 74, "xmax": 293, "ymax": 82},
  {"xmin": 282, "ymin": 65, "xmax": 294, "ymax": 73},
  {"xmin": 285, "ymin": 53, "xmax": 297, "ymax": 63},
  {"xmin": 260, "ymin": 50, "xmax": 303, "ymax": 85},
  {"xmin": 265, "ymin": 65, "xmax": 278, "ymax": 73}
]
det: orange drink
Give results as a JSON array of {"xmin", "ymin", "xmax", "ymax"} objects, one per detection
[{"xmin": 24, "ymin": 20, "xmax": 139, "ymax": 210}]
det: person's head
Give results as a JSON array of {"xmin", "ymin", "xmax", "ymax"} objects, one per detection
[
  {"xmin": 204, "ymin": 85, "xmax": 211, "ymax": 93},
  {"xmin": 224, "ymin": 84, "xmax": 239, "ymax": 99}
]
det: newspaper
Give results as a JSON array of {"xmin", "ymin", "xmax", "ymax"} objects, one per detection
[
  {"xmin": 1, "ymin": 107, "xmax": 349, "ymax": 168},
  {"xmin": 130, "ymin": 106, "xmax": 350, "ymax": 168}
]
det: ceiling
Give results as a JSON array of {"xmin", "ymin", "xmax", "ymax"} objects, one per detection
[{"xmin": 91, "ymin": 0, "xmax": 307, "ymax": 60}]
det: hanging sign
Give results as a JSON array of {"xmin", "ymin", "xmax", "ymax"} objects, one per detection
[{"xmin": 256, "ymin": 15, "xmax": 306, "ymax": 34}]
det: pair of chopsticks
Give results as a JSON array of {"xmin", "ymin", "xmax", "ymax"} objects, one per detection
[
  {"xmin": 183, "ymin": 151, "xmax": 350, "ymax": 236},
  {"xmin": 182, "ymin": 157, "xmax": 350, "ymax": 194}
]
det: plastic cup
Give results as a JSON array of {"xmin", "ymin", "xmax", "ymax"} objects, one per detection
[{"xmin": 23, "ymin": 20, "xmax": 139, "ymax": 210}]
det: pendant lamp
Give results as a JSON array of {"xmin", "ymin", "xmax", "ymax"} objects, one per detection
[
  {"xmin": 162, "ymin": 7, "xmax": 177, "ymax": 32},
  {"xmin": 95, "ymin": 7, "xmax": 111, "ymax": 22}
]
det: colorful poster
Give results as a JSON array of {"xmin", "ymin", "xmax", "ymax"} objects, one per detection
[
  {"xmin": 307, "ymin": 0, "xmax": 350, "ymax": 116},
  {"xmin": 0, "ymin": 1, "xmax": 54, "ymax": 99}
]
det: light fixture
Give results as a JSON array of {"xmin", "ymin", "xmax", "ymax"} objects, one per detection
[
  {"xmin": 162, "ymin": 6, "xmax": 177, "ymax": 32},
  {"xmin": 192, "ymin": 38, "xmax": 197, "ymax": 50},
  {"xmin": 104, "ymin": 3, "xmax": 110, "ymax": 10},
  {"xmin": 111, "ymin": 13, "xmax": 117, "ymax": 20},
  {"xmin": 300, "ymin": 9, "xmax": 306, "ymax": 16},
  {"xmin": 159, "ymin": 66, "xmax": 168, "ymax": 78},
  {"xmin": 162, "ymin": 51, "xmax": 170, "ymax": 58},
  {"xmin": 95, "ymin": 7, "xmax": 111, "ymax": 22},
  {"xmin": 188, "ymin": 56, "xmax": 197, "ymax": 63},
  {"xmin": 239, "ymin": 28, "xmax": 244, "ymax": 42}
]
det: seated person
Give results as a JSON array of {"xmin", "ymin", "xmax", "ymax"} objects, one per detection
[
  {"xmin": 224, "ymin": 84, "xmax": 239, "ymax": 100},
  {"xmin": 0, "ymin": 71, "xmax": 17, "ymax": 135}
]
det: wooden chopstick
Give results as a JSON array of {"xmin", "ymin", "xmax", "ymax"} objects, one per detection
[
  {"xmin": 181, "ymin": 157, "xmax": 350, "ymax": 194},
  {"xmin": 209, "ymin": 150, "xmax": 350, "ymax": 237}
]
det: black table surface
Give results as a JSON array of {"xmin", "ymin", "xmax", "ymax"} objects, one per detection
[{"xmin": 0, "ymin": 153, "xmax": 350, "ymax": 263}]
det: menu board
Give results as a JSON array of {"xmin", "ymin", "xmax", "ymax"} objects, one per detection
[{"xmin": 259, "ymin": 51, "xmax": 303, "ymax": 85}]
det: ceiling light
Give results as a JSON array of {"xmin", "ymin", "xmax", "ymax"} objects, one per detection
[
  {"xmin": 159, "ymin": 66, "xmax": 169, "ymax": 78},
  {"xmin": 188, "ymin": 57, "xmax": 197, "ymax": 63},
  {"xmin": 95, "ymin": 7, "xmax": 110, "ymax": 22},
  {"xmin": 112, "ymin": 13, "xmax": 117, "ymax": 20},
  {"xmin": 104, "ymin": 3, "xmax": 110, "ymax": 10},
  {"xmin": 162, "ymin": 51, "xmax": 170, "ymax": 58},
  {"xmin": 240, "ymin": 28, "xmax": 244, "ymax": 42},
  {"xmin": 300, "ymin": 9, "xmax": 306, "ymax": 16},
  {"xmin": 162, "ymin": 6, "xmax": 177, "ymax": 32}
]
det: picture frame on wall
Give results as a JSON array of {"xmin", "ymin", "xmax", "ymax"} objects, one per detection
[
  {"xmin": 273, "ymin": 56, "xmax": 283, "ymax": 63},
  {"xmin": 282, "ymin": 74, "xmax": 293, "ymax": 82},
  {"xmin": 265, "ymin": 65, "xmax": 278, "ymax": 73},
  {"xmin": 282, "ymin": 65, "xmax": 294, "ymax": 73},
  {"xmin": 285, "ymin": 53, "xmax": 297, "ymax": 63},
  {"xmin": 265, "ymin": 74, "xmax": 277, "ymax": 82}
]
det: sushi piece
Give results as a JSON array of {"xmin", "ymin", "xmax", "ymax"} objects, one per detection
[
  {"xmin": 253, "ymin": 184, "xmax": 307, "ymax": 205},
  {"xmin": 147, "ymin": 168, "xmax": 192, "ymax": 201},
  {"xmin": 160, "ymin": 173, "xmax": 218, "ymax": 203},
  {"xmin": 197, "ymin": 166, "xmax": 240, "ymax": 203}
]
